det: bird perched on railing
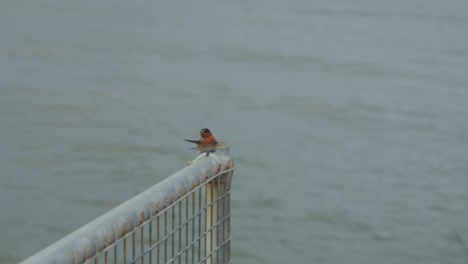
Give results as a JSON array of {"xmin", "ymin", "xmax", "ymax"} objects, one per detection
[{"xmin": 184, "ymin": 128, "xmax": 218, "ymax": 156}]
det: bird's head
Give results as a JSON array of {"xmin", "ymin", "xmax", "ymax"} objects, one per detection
[{"xmin": 200, "ymin": 128, "xmax": 212, "ymax": 138}]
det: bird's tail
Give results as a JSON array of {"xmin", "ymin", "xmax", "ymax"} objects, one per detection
[{"xmin": 184, "ymin": 139, "xmax": 200, "ymax": 144}]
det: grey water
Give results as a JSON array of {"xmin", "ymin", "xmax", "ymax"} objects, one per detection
[{"xmin": 1, "ymin": 0, "xmax": 468, "ymax": 263}]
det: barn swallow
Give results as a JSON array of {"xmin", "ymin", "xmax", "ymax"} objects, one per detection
[{"xmin": 184, "ymin": 128, "xmax": 218, "ymax": 156}]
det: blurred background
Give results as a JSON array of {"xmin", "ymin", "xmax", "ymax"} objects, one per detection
[{"xmin": 1, "ymin": 0, "xmax": 468, "ymax": 263}]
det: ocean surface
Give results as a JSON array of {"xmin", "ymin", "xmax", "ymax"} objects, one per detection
[{"xmin": 1, "ymin": 0, "xmax": 468, "ymax": 263}]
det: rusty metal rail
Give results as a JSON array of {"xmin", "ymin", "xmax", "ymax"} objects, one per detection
[{"xmin": 21, "ymin": 145, "xmax": 234, "ymax": 264}]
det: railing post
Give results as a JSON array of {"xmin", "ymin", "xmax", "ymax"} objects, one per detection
[
  {"xmin": 205, "ymin": 179, "xmax": 218, "ymax": 264},
  {"xmin": 205, "ymin": 145, "xmax": 231, "ymax": 264},
  {"xmin": 217, "ymin": 169, "xmax": 231, "ymax": 264}
]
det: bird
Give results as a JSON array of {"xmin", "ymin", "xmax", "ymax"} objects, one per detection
[{"xmin": 184, "ymin": 128, "xmax": 218, "ymax": 156}]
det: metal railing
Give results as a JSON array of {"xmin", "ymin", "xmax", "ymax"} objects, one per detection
[{"xmin": 21, "ymin": 145, "xmax": 234, "ymax": 264}]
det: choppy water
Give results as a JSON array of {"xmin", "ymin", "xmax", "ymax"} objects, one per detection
[{"xmin": 1, "ymin": 0, "xmax": 468, "ymax": 263}]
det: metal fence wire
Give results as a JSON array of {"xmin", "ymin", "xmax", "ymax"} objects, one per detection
[{"xmin": 21, "ymin": 146, "xmax": 234, "ymax": 264}]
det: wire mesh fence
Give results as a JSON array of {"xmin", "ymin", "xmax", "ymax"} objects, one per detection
[
  {"xmin": 84, "ymin": 168, "xmax": 233, "ymax": 264},
  {"xmin": 21, "ymin": 146, "xmax": 234, "ymax": 264}
]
